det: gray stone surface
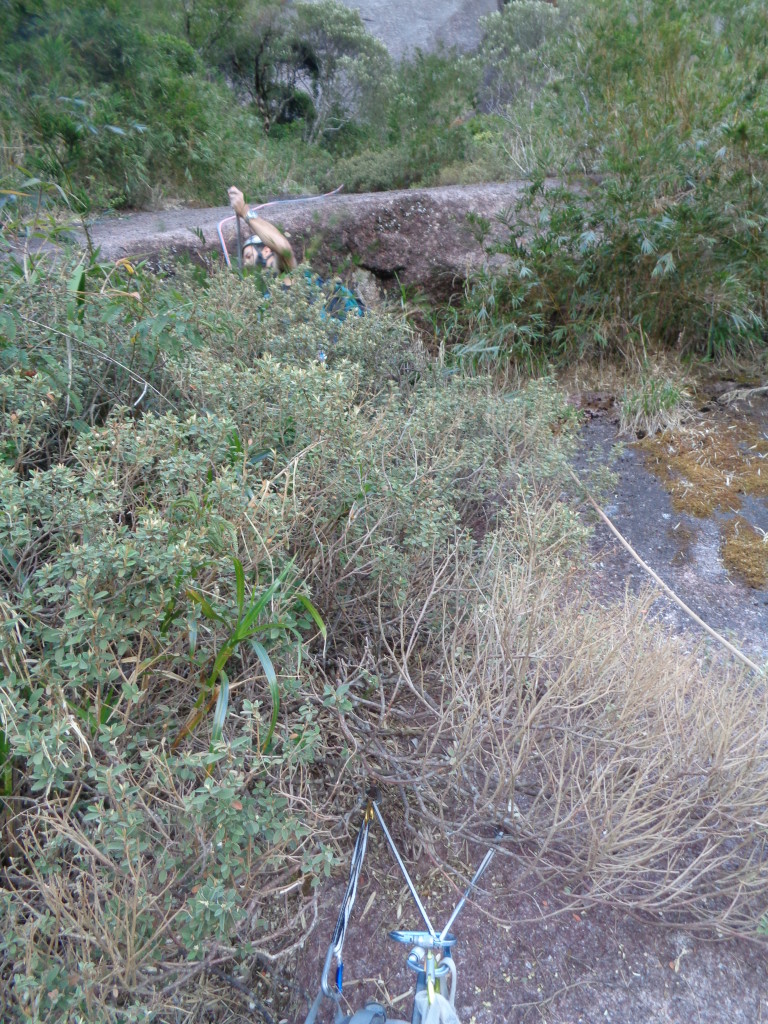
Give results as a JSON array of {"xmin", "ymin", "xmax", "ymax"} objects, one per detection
[
  {"xmin": 306, "ymin": 0, "xmax": 500, "ymax": 58},
  {"xmin": 43, "ymin": 179, "xmax": 569, "ymax": 299}
]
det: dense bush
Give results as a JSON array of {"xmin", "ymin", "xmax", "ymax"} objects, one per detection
[
  {"xmin": 0, "ymin": 3, "xmax": 265, "ymax": 209},
  {"xmin": 0, "ymin": 0, "xmax": 498, "ymax": 210},
  {"xmin": 5, "ymin": 253, "xmax": 768, "ymax": 1021},
  {"xmin": 0, "ymin": 252, "xmax": 582, "ymax": 1020},
  {"xmin": 330, "ymin": 50, "xmax": 482, "ymax": 189},
  {"xmin": 478, "ymin": 0, "xmax": 575, "ymax": 114}
]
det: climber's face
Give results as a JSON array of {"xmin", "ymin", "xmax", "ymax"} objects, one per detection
[{"xmin": 243, "ymin": 243, "xmax": 277, "ymax": 271}]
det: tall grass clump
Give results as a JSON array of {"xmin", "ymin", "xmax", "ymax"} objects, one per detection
[
  {"xmin": 462, "ymin": 0, "xmax": 768, "ymax": 366},
  {"xmin": 619, "ymin": 363, "xmax": 693, "ymax": 436},
  {"xmin": 371, "ymin": 548, "xmax": 768, "ymax": 943}
]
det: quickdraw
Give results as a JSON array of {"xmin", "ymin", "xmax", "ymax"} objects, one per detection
[{"xmin": 322, "ymin": 799, "xmax": 375, "ymax": 1000}]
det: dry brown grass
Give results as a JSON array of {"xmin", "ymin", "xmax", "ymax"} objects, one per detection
[
  {"xmin": 640, "ymin": 420, "xmax": 768, "ymax": 517},
  {"xmin": 721, "ymin": 515, "xmax": 768, "ymax": 589},
  {"xmin": 638, "ymin": 416, "xmax": 768, "ymax": 585},
  {"xmin": 342, "ymin": 501, "xmax": 768, "ymax": 940}
]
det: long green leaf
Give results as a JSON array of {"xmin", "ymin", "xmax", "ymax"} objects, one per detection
[
  {"xmin": 295, "ymin": 594, "xmax": 327, "ymax": 639},
  {"xmin": 0, "ymin": 725, "xmax": 13, "ymax": 800},
  {"xmin": 67, "ymin": 264, "xmax": 87, "ymax": 324},
  {"xmin": 210, "ymin": 671, "xmax": 230, "ymax": 746},
  {"xmin": 251, "ymin": 640, "xmax": 280, "ymax": 752},
  {"xmin": 237, "ymin": 561, "xmax": 294, "ymax": 638},
  {"xmin": 234, "ymin": 557, "xmax": 245, "ymax": 621},
  {"xmin": 206, "ymin": 643, "xmax": 234, "ymax": 691},
  {"xmin": 50, "ymin": 182, "xmax": 70, "ymax": 205},
  {"xmin": 237, "ymin": 620, "xmax": 287, "ymax": 641},
  {"xmin": 159, "ymin": 596, "xmax": 177, "ymax": 635},
  {"xmin": 188, "ymin": 642, "xmax": 234, "ymax": 713},
  {"xmin": 236, "ymin": 588, "xmax": 274, "ymax": 638},
  {"xmin": 186, "ymin": 588, "xmax": 224, "ymax": 623}
]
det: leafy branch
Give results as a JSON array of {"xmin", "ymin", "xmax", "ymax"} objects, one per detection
[{"xmin": 172, "ymin": 557, "xmax": 326, "ymax": 753}]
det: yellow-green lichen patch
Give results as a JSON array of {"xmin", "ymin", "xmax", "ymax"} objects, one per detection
[
  {"xmin": 638, "ymin": 418, "xmax": 768, "ymax": 587},
  {"xmin": 721, "ymin": 515, "xmax": 768, "ymax": 589},
  {"xmin": 638, "ymin": 422, "xmax": 768, "ymax": 518}
]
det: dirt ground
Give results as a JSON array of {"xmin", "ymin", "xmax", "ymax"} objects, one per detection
[{"xmin": 289, "ymin": 384, "xmax": 768, "ymax": 1024}]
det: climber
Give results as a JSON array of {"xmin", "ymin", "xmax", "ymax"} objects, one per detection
[{"xmin": 227, "ymin": 185, "xmax": 297, "ymax": 273}]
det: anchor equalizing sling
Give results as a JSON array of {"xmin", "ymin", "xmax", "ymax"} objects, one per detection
[{"xmin": 303, "ymin": 789, "xmax": 498, "ymax": 1024}]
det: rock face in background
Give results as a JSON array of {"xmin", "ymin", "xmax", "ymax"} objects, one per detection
[
  {"xmin": 70, "ymin": 181, "xmax": 565, "ymax": 300},
  {"xmin": 305, "ymin": 0, "xmax": 500, "ymax": 58}
]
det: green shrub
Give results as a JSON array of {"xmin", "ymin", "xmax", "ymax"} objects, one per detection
[
  {"xmin": 328, "ymin": 51, "xmax": 485, "ymax": 190},
  {"xmin": 0, "ymin": 253, "xmax": 581, "ymax": 1019},
  {"xmin": 463, "ymin": 0, "xmax": 768, "ymax": 365},
  {"xmin": 478, "ymin": 0, "xmax": 575, "ymax": 111},
  {"xmin": 330, "ymin": 145, "xmax": 418, "ymax": 192}
]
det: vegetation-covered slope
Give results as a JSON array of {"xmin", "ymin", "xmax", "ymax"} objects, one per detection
[{"xmin": 3, "ymin": 2, "xmax": 768, "ymax": 1021}]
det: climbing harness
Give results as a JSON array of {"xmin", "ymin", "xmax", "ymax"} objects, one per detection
[{"xmin": 303, "ymin": 790, "xmax": 497, "ymax": 1024}]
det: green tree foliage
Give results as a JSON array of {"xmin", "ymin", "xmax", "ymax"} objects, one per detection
[
  {"xmin": 463, "ymin": 0, "xmax": 768, "ymax": 362},
  {"xmin": 220, "ymin": 0, "xmax": 391, "ymax": 139},
  {"xmin": 0, "ymin": 0, "xmax": 264, "ymax": 207},
  {"xmin": 0, "ymin": 0, "xmax": 515, "ymax": 211},
  {"xmin": 176, "ymin": 0, "xmax": 248, "ymax": 55}
]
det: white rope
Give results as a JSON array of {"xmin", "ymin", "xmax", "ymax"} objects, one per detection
[{"xmin": 569, "ymin": 467, "xmax": 763, "ymax": 675}]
